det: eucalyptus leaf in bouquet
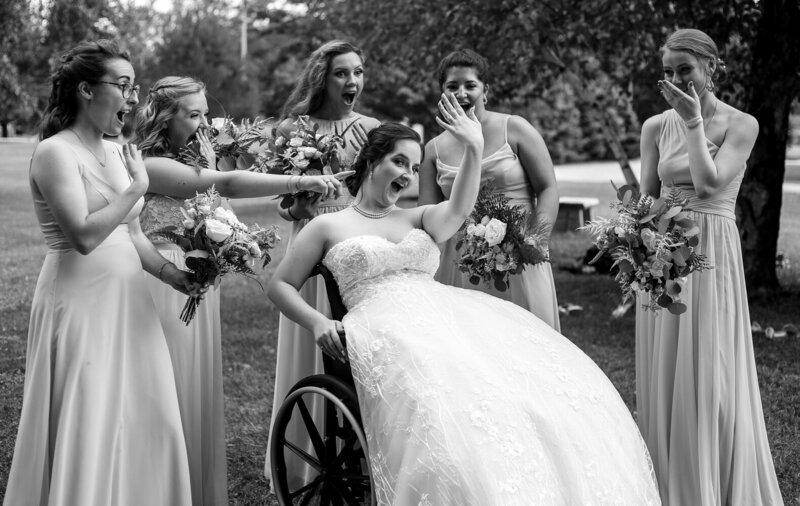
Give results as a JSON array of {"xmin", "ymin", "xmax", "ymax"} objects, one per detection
[
  {"xmin": 248, "ymin": 115, "xmax": 354, "ymax": 209},
  {"xmin": 581, "ymin": 182, "xmax": 712, "ymax": 314}
]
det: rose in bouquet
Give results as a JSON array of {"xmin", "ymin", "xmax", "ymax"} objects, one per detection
[
  {"xmin": 455, "ymin": 185, "xmax": 550, "ymax": 291},
  {"xmin": 153, "ymin": 185, "xmax": 281, "ymax": 323},
  {"xmin": 179, "ymin": 117, "xmax": 272, "ymax": 171},
  {"xmin": 248, "ymin": 115, "xmax": 352, "ymax": 208},
  {"xmin": 581, "ymin": 182, "xmax": 712, "ymax": 314}
]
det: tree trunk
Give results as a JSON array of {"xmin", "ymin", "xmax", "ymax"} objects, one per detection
[
  {"xmin": 738, "ymin": 0, "xmax": 800, "ymax": 293},
  {"xmin": 1, "ymin": 121, "xmax": 7, "ymax": 137}
]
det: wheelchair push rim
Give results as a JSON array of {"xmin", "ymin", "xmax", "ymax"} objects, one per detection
[{"xmin": 270, "ymin": 374, "xmax": 375, "ymax": 506}]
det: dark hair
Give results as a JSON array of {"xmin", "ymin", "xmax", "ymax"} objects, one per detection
[
  {"xmin": 280, "ymin": 40, "xmax": 364, "ymax": 121},
  {"xmin": 661, "ymin": 28, "xmax": 728, "ymax": 89},
  {"xmin": 436, "ymin": 49, "xmax": 490, "ymax": 90},
  {"xmin": 345, "ymin": 122, "xmax": 422, "ymax": 196},
  {"xmin": 134, "ymin": 76, "xmax": 206, "ymax": 157},
  {"xmin": 41, "ymin": 39, "xmax": 131, "ymax": 139}
]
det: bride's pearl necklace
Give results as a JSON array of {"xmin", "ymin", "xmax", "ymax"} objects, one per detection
[{"xmin": 351, "ymin": 203, "xmax": 396, "ymax": 219}]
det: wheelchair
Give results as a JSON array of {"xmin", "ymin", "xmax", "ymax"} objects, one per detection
[{"xmin": 270, "ymin": 264, "xmax": 375, "ymax": 506}]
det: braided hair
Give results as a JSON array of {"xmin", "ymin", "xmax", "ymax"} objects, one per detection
[
  {"xmin": 41, "ymin": 39, "xmax": 130, "ymax": 139},
  {"xmin": 134, "ymin": 76, "xmax": 206, "ymax": 157},
  {"xmin": 345, "ymin": 123, "xmax": 422, "ymax": 196}
]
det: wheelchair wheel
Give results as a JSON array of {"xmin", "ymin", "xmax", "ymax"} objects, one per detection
[{"xmin": 270, "ymin": 374, "xmax": 374, "ymax": 506}]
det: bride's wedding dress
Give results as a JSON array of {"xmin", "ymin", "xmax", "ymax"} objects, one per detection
[{"xmin": 322, "ymin": 228, "xmax": 661, "ymax": 505}]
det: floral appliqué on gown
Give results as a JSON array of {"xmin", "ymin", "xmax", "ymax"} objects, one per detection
[{"xmin": 323, "ymin": 228, "xmax": 660, "ymax": 506}]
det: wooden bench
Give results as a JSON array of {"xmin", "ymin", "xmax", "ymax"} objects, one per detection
[{"xmin": 553, "ymin": 196, "xmax": 600, "ymax": 232}]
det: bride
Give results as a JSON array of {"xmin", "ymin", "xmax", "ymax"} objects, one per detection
[{"xmin": 268, "ymin": 94, "xmax": 661, "ymax": 505}]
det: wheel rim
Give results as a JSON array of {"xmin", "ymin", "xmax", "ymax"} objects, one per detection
[{"xmin": 271, "ymin": 376, "xmax": 374, "ymax": 506}]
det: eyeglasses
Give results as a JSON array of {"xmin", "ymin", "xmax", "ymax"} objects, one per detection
[{"xmin": 97, "ymin": 81, "xmax": 140, "ymax": 98}]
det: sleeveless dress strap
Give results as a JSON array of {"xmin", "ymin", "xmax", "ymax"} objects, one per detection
[
  {"xmin": 433, "ymin": 137, "xmax": 440, "ymax": 159},
  {"xmin": 503, "ymin": 115, "xmax": 510, "ymax": 143}
]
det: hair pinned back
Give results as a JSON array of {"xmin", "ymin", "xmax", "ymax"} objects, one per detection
[
  {"xmin": 134, "ymin": 76, "xmax": 206, "ymax": 157},
  {"xmin": 662, "ymin": 28, "xmax": 727, "ymax": 87},
  {"xmin": 41, "ymin": 39, "xmax": 130, "ymax": 139},
  {"xmin": 345, "ymin": 122, "xmax": 422, "ymax": 196}
]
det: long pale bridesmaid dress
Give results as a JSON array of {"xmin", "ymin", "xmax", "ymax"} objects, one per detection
[
  {"xmin": 140, "ymin": 193, "xmax": 228, "ymax": 506},
  {"xmin": 4, "ymin": 139, "xmax": 191, "ymax": 506},
  {"xmin": 433, "ymin": 115, "xmax": 561, "ymax": 330},
  {"xmin": 265, "ymin": 113, "xmax": 380, "ymax": 486},
  {"xmin": 635, "ymin": 109, "xmax": 784, "ymax": 505}
]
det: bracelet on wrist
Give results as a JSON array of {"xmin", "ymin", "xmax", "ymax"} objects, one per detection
[
  {"xmin": 157, "ymin": 260, "xmax": 173, "ymax": 281},
  {"xmin": 684, "ymin": 116, "xmax": 703, "ymax": 129},
  {"xmin": 288, "ymin": 175, "xmax": 299, "ymax": 193}
]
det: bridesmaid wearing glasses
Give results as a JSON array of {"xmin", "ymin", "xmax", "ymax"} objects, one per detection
[{"xmin": 4, "ymin": 40, "xmax": 200, "ymax": 506}]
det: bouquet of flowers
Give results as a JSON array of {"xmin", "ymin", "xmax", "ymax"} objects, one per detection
[
  {"xmin": 153, "ymin": 186, "xmax": 281, "ymax": 324},
  {"xmin": 249, "ymin": 115, "xmax": 352, "ymax": 208},
  {"xmin": 455, "ymin": 185, "xmax": 550, "ymax": 291},
  {"xmin": 179, "ymin": 117, "xmax": 272, "ymax": 171},
  {"xmin": 581, "ymin": 182, "xmax": 712, "ymax": 314}
]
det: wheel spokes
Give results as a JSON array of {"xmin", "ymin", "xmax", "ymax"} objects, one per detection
[
  {"xmin": 296, "ymin": 397, "xmax": 327, "ymax": 463},
  {"xmin": 284, "ymin": 440, "xmax": 322, "ymax": 471}
]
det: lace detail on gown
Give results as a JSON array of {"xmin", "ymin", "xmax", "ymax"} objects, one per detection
[{"xmin": 322, "ymin": 229, "xmax": 660, "ymax": 505}]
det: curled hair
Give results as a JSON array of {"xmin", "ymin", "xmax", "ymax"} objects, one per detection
[
  {"xmin": 280, "ymin": 40, "xmax": 364, "ymax": 121},
  {"xmin": 662, "ymin": 28, "xmax": 728, "ymax": 88},
  {"xmin": 436, "ymin": 49, "xmax": 490, "ymax": 90},
  {"xmin": 345, "ymin": 123, "xmax": 422, "ymax": 196},
  {"xmin": 41, "ymin": 39, "xmax": 130, "ymax": 139},
  {"xmin": 134, "ymin": 76, "xmax": 205, "ymax": 157}
]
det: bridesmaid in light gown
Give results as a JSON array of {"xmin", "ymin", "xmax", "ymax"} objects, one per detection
[
  {"xmin": 265, "ymin": 40, "xmax": 384, "ymax": 486},
  {"xmin": 134, "ymin": 76, "xmax": 347, "ymax": 506},
  {"xmin": 637, "ymin": 28, "xmax": 783, "ymax": 505},
  {"xmin": 419, "ymin": 49, "xmax": 561, "ymax": 330},
  {"xmin": 4, "ymin": 40, "xmax": 202, "ymax": 506}
]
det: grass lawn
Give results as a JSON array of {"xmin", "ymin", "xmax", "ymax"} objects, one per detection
[{"xmin": 1, "ymin": 142, "xmax": 799, "ymax": 504}]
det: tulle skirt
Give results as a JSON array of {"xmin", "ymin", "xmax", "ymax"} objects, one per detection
[
  {"xmin": 3, "ymin": 226, "xmax": 191, "ymax": 506},
  {"xmin": 344, "ymin": 273, "xmax": 660, "ymax": 505}
]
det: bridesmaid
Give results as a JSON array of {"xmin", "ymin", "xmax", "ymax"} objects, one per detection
[
  {"xmin": 419, "ymin": 49, "xmax": 561, "ymax": 330},
  {"xmin": 637, "ymin": 28, "xmax": 783, "ymax": 505},
  {"xmin": 265, "ymin": 39, "xmax": 382, "ymax": 486},
  {"xmin": 134, "ymin": 76, "xmax": 346, "ymax": 506},
  {"xmin": 4, "ymin": 40, "xmax": 199, "ymax": 505}
]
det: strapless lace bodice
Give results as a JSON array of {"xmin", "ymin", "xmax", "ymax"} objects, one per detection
[{"xmin": 322, "ymin": 229, "xmax": 440, "ymax": 309}]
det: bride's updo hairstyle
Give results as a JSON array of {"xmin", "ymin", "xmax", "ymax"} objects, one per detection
[
  {"xmin": 661, "ymin": 28, "xmax": 727, "ymax": 91},
  {"xmin": 134, "ymin": 76, "xmax": 206, "ymax": 157},
  {"xmin": 345, "ymin": 122, "xmax": 422, "ymax": 196},
  {"xmin": 41, "ymin": 40, "xmax": 130, "ymax": 140}
]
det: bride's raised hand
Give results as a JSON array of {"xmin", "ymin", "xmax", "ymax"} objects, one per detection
[
  {"xmin": 435, "ymin": 92, "xmax": 483, "ymax": 149},
  {"xmin": 657, "ymin": 80, "xmax": 701, "ymax": 123}
]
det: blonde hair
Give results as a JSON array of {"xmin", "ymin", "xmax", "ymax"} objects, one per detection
[
  {"xmin": 134, "ymin": 76, "xmax": 206, "ymax": 157},
  {"xmin": 662, "ymin": 28, "xmax": 728, "ymax": 89}
]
